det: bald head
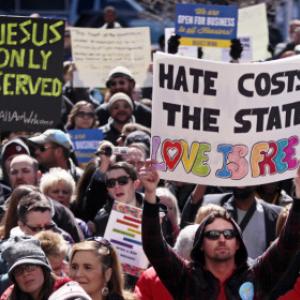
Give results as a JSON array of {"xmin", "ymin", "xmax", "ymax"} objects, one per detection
[{"xmin": 9, "ymin": 154, "xmax": 41, "ymax": 189}]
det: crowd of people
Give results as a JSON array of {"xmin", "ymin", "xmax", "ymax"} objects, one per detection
[{"xmin": 1, "ymin": 6, "xmax": 300, "ymax": 300}]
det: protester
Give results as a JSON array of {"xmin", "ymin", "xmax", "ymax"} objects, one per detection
[
  {"xmin": 65, "ymin": 101, "xmax": 99, "ymax": 130},
  {"xmin": 140, "ymin": 160, "xmax": 300, "ymax": 299},
  {"xmin": 101, "ymin": 6, "xmax": 122, "ymax": 29},
  {"xmin": 0, "ymin": 236, "xmax": 72, "ymax": 300},
  {"xmin": 0, "ymin": 185, "xmax": 39, "ymax": 240},
  {"xmin": 96, "ymin": 66, "xmax": 151, "ymax": 127},
  {"xmin": 69, "ymin": 238, "xmax": 125, "ymax": 300},
  {"xmin": 100, "ymin": 92, "xmax": 135, "ymax": 145},
  {"xmin": 29, "ymin": 129, "xmax": 83, "ymax": 182},
  {"xmin": 180, "ymin": 184, "xmax": 282, "ymax": 259},
  {"xmin": 35, "ymin": 230, "xmax": 69, "ymax": 277},
  {"xmin": 40, "ymin": 168, "xmax": 91, "ymax": 238},
  {"xmin": 7, "ymin": 155, "xmax": 82, "ymax": 243},
  {"xmin": 40, "ymin": 168, "xmax": 75, "ymax": 208}
]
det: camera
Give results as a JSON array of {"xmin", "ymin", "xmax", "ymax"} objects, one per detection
[{"xmin": 99, "ymin": 146, "xmax": 129, "ymax": 157}]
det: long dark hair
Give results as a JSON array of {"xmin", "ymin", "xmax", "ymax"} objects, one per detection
[{"xmin": 10, "ymin": 267, "xmax": 55, "ymax": 300}]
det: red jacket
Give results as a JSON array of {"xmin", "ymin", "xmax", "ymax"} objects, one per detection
[
  {"xmin": 278, "ymin": 277, "xmax": 300, "ymax": 299},
  {"xmin": 134, "ymin": 267, "xmax": 173, "ymax": 300}
]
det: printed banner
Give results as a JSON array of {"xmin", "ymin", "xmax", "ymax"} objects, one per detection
[
  {"xmin": 175, "ymin": 3, "xmax": 238, "ymax": 48},
  {"xmin": 0, "ymin": 16, "xmax": 64, "ymax": 131},
  {"xmin": 68, "ymin": 129, "xmax": 103, "ymax": 164},
  {"xmin": 151, "ymin": 52, "xmax": 300, "ymax": 187},
  {"xmin": 104, "ymin": 202, "xmax": 148, "ymax": 277},
  {"xmin": 70, "ymin": 27, "xmax": 151, "ymax": 88}
]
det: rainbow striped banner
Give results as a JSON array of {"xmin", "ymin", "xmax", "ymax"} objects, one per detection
[{"xmin": 104, "ymin": 201, "xmax": 148, "ymax": 277}]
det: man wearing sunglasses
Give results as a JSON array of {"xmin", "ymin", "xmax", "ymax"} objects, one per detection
[
  {"xmin": 28, "ymin": 129, "xmax": 83, "ymax": 183},
  {"xmin": 95, "ymin": 66, "xmax": 151, "ymax": 128},
  {"xmin": 92, "ymin": 161, "xmax": 142, "ymax": 237},
  {"xmin": 140, "ymin": 160, "xmax": 300, "ymax": 300}
]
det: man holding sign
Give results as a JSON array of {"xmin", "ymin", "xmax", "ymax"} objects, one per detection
[{"xmin": 140, "ymin": 160, "xmax": 300, "ymax": 300}]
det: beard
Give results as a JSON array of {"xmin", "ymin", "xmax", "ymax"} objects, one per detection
[{"xmin": 232, "ymin": 187, "xmax": 255, "ymax": 200}]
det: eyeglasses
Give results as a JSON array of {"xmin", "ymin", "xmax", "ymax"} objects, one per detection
[
  {"xmin": 13, "ymin": 264, "xmax": 39, "ymax": 276},
  {"xmin": 204, "ymin": 229, "xmax": 237, "ymax": 240},
  {"xmin": 76, "ymin": 111, "xmax": 95, "ymax": 118},
  {"xmin": 109, "ymin": 79, "xmax": 127, "ymax": 87},
  {"xmin": 25, "ymin": 223, "xmax": 56, "ymax": 233},
  {"xmin": 36, "ymin": 145, "xmax": 57, "ymax": 152},
  {"xmin": 106, "ymin": 176, "xmax": 131, "ymax": 188}
]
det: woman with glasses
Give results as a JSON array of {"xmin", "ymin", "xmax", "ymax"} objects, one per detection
[
  {"xmin": 69, "ymin": 238, "xmax": 126, "ymax": 300},
  {"xmin": 65, "ymin": 101, "xmax": 99, "ymax": 130}
]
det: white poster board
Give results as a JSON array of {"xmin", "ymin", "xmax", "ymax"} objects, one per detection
[
  {"xmin": 104, "ymin": 202, "xmax": 148, "ymax": 277},
  {"xmin": 70, "ymin": 27, "xmax": 151, "ymax": 88},
  {"xmin": 151, "ymin": 52, "xmax": 300, "ymax": 187}
]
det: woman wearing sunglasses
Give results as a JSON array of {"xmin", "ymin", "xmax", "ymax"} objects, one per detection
[
  {"xmin": 0, "ymin": 236, "xmax": 76, "ymax": 300},
  {"xmin": 69, "ymin": 237, "xmax": 126, "ymax": 300},
  {"xmin": 65, "ymin": 101, "xmax": 98, "ymax": 130}
]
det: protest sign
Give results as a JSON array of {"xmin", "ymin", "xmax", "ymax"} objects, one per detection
[
  {"xmin": 0, "ymin": 16, "xmax": 64, "ymax": 131},
  {"xmin": 151, "ymin": 52, "xmax": 300, "ymax": 187},
  {"xmin": 175, "ymin": 3, "xmax": 238, "ymax": 48},
  {"xmin": 104, "ymin": 202, "xmax": 148, "ymax": 277},
  {"xmin": 70, "ymin": 27, "xmax": 151, "ymax": 88},
  {"xmin": 68, "ymin": 129, "xmax": 103, "ymax": 165}
]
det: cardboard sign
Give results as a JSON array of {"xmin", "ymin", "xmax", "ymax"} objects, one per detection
[
  {"xmin": 104, "ymin": 202, "xmax": 148, "ymax": 277},
  {"xmin": 68, "ymin": 129, "xmax": 103, "ymax": 164},
  {"xmin": 151, "ymin": 52, "xmax": 300, "ymax": 187},
  {"xmin": 70, "ymin": 27, "xmax": 151, "ymax": 88},
  {"xmin": 0, "ymin": 16, "xmax": 64, "ymax": 131},
  {"xmin": 175, "ymin": 3, "xmax": 238, "ymax": 48}
]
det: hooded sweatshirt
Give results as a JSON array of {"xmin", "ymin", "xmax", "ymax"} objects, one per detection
[{"xmin": 142, "ymin": 199, "xmax": 300, "ymax": 300}]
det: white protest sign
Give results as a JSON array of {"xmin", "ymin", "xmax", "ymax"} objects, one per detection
[
  {"xmin": 104, "ymin": 202, "xmax": 148, "ymax": 277},
  {"xmin": 70, "ymin": 27, "xmax": 151, "ymax": 88},
  {"xmin": 202, "ymin": 3, "xmax": 269, "ymax": 62},
  {"xmin": 151, "ymin": 52, "xmax": 300, "ymax": 187}
]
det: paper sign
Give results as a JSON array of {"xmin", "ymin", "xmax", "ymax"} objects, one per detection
[
  {"xmin": 151, "ymin": 52, "xmax": 300, "ymax": 187},
  {"xmin": 0, "ymin": 16, "xmax": 64, "ymax": 131},
  {"xmin": 104, "ymin": 202, "xmax": 148, "ymax": 277},
  {"xmin": 175, "ymin": 3, "xmax": 238, "ymax": 48},
  {"xmin": 68, "ymin": 129, "xmax": 103, "ymax": 164},
  {"xmin": 70, "ymin": 27, "xmax": 151, "ymax": 88}
]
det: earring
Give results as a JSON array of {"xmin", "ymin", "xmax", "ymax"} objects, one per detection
[{"xmin": 102, "ymin": 285, "xmax": 109, "ymax": 297}]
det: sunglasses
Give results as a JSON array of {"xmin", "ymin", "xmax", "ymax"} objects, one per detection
[
  {"xmin": 204, "ymin": 229, "xmax": 237, "ymax": 240},
  {"xmin": 87, "ymin": 236, "xmax": 111, "ymax": 256},
  {"xmin": 13, "ymin": 264, "xmax": 39, "ymax": 276},
  {"xmin": 109, "ymin": 79, "xmax": 127, "ymax": 87},
  {"xmin": 106, "ymin": 176, "xmax": 131, "ymax": 188},
  {"xmin": 36, "ymin": 145, "xmax": 57, "ymax": 152},
  {"xmin": 76, "ymin": 111, "xmax": 95, "ymax": 118},
  {"xmin": 25, "ymin": 223, "xmax": 56, "ymax": 233}
]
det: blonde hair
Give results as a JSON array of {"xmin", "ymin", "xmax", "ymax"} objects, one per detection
[
  {"xmin": 70, "ymin": 240, "xmax": 124, "ymax": 297},
  {"xmin": 194, "ymin": 204, "xmax": 226, "ymax": 224},
  {"xmin": 35, "ymin": 230, "xmax": 69, "ymax": 257},
  {"xmin": 40, "ymin": 167, "xmax": 75, "ymax": 196}
]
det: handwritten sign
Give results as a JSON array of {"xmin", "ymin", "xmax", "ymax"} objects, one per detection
[
  {"xmin": 104, "ymin": 202, "xmax": 148, "ymax": 277},
  {"xmin": 151, "ymin": 52, "xmax": 300, "ymax": 187},
  {"xmin": 68, "ymin": 129, "xmax": 103, "ymax": 164},
  {"xmin": 70, "ymin": 27, "xmax": 151, "ymax": 88},
  {"xmin": 0, "ymin": 16, "xmax": 64, "ymax": 131},
  {"xmin": 175, "ymin": 3, "xmax": 238, "ymax": 48}
]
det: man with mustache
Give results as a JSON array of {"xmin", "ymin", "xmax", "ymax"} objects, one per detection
[
  {"xmin": 181, "ymin": 184, "xmax": 282, "ymax": 259},
  {"xmin": 100, "ymin": 92, "xmax": 135, "ymax": 145}
]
